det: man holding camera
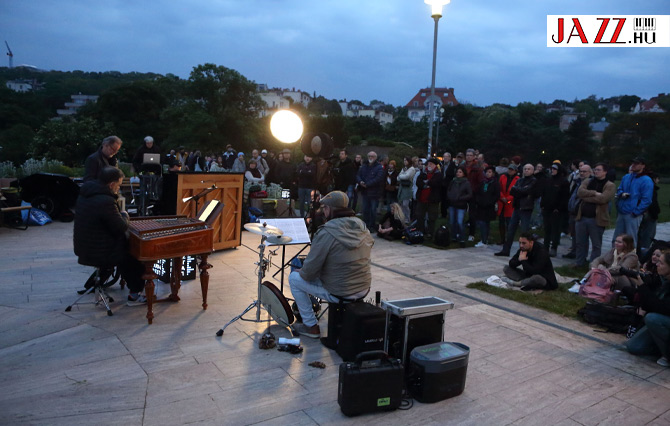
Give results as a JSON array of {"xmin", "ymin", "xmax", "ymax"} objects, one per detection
[
  {"xmin": 289, "ymin": 191, "xmax": 373, "ymax": 338},
  {"xmin": 613, "ymin": 157, "xmax": 653, "ymax": 248}
]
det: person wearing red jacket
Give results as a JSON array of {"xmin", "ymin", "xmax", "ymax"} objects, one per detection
[{"xmin": 497, "ymin": 164, "xmax": 519, "ymax": 245}]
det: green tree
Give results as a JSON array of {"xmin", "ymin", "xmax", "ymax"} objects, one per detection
[
  {"xmin": 32, "ymin": 117, "xmax": 116, "ymax": 166},
  {"xmin": 88, "ymin": 81, "xmax": 168, "ymax": 147},
  {"xmin": 0, "ymin": 124, "xmax": 35, "ymax": 165},
  {"xmin": 187, "ymin": 63, "xmax": 264, "ymax": 153}
]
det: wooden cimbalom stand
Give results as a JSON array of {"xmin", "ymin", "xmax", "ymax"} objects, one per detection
[{"xmin": 164, "ymin": 172, "xmax": 244, "ymax": 250}]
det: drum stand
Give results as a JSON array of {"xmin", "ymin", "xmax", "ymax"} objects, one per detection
[{"xmin": 216, "ymin": 236, "xmax": 293, "ymax": 336}]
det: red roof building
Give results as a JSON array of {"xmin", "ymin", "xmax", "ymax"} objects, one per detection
[{"xmin": 405, "ymin": 88, "xmax": 459, "ymax": 122}]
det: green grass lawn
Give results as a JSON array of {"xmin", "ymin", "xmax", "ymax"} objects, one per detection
[{"xmin": 467, "ymin": 281, "xmax": 585, "ymax": 319}]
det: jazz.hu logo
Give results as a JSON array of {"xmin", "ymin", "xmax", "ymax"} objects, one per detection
[{"xmin": 547, "ymin": 15, "xmax": 670, "ymax": 47}]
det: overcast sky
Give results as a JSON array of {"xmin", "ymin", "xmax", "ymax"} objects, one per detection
[{"xmin": 2, "ymin": 0, "xmax": 668, "ymax": 107}]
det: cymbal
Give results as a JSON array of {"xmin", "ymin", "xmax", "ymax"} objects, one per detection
[
  {"xmin": 265, "ymin": 234, "xmax": 293, "ymax": 245},
  {"xmin": 244, "ymin": 222, "xmax": 283, "ymax": 236}
]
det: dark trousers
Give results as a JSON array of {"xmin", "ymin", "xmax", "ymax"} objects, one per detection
[
  {"xmin": 542, "ymin": 211, "xmax": 564, "ymax": 250},
  {"xmin": 415, "ymin": 202, "xmax": 439, "ymax": 236},
  {"xmin": 467, "ymin": 200, "xmax": 476, "ymax": 236},
  {"xmin": 119, "ymin": 252, "xmax": 146, "ymax": 293},
  {"xmin": 502, "ymin": 209, "xmax": 532, "ymax": 253}
]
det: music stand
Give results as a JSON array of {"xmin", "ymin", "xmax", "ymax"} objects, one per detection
[{"xmin": 263, "ymin": 218, "xmax": 311, "ymax": 292}]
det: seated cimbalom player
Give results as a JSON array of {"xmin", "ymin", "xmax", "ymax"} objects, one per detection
[{"xmin": 73, "ymin": 166, "xmax": 147, "ymax": 304}]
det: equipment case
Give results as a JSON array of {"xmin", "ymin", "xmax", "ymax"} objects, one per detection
[
  {"xmin": 338, "ymin": 351, "xmax": 404, "ymax": 416},
  {"xmin": 409, "ymin": 342, "xmax": 470, "ymax": 403}
]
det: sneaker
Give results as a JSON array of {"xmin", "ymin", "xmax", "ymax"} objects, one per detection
[
  {"xmin": 474, "ymin": 242, "xmax": 488, "ymax": 248},
  {"xmin": 568, "ymin": 283, "xmax": 581, "ymax": 293},
  {"xmin": 562, "ymin": 252, "xmax": 576, "ymax": 259},
  {"xmin": 295, "ymin": 323, "xmax": 320, "ymax": 339},
  {"xmin": 468, "ymin": 235, "xmax": 475, "ymax": 242},
  {"xmin": 494, "ymin": 251, "xmax": 510, "ymax": 257},
  {"xmin": 657, "ymin": 357, "xmax": 670, "ymax": 367},
  {"xmin": 127, "ymin": 294, "xmax": 148, "ymax": 306}
]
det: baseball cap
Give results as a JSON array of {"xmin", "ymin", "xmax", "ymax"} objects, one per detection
[
  {"xmin": 282, "ymin": 148, "xmax": 291, "ymax": 154},
  {"xmin": 319, "ymin": 191, "xmax": 349, "ymax": 209},
  {"xmin": 261, "ymin": 149, "xmax": 267, "ymax": 154},
  {"xmin": 508, "ymin": 164, "xmax": 518, "ymax": 171},
  {"xmin": 632, "ymin": 156, "xmax": 646, "ymax": 164}
]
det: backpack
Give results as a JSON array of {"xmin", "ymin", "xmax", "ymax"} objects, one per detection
[
  {"xmin": 578, "ymin": 268, "xmax": 616, "ymax": 304},
  {"xmin": 577, "ymin": 301, "xmax": 638, "ymax": 334},
  {"xmin": 403, "ymin": 227, "xmax": 424, "ymax": 245},
  {"xmin": 434, "ymin": 225, "xmax": 450, "ymax": 247}
]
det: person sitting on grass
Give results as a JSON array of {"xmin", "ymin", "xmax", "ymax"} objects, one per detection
[
  {"xmin": 500, "ymin": 232, "xmax": 558, "ymax": 291},
  {"xmin": 377, "ymin": 202, "xmax": 405, "ymax": 241},
  {"xmin": 626, "ymin": 250, "xmax": 670, "ymax": 367},
  {"xmin": 590, "ymin": 233, "xmax": 640, "ymax": 291}
]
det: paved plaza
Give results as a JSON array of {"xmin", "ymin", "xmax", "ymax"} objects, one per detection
[{"xmin": 1, "ymin": 220, "xmax": 670, "ymax": 425}]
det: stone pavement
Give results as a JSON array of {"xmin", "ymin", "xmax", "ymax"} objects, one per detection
[{"xmin": 1, "ymin": 220, "xmax": 670, "ymax": 425}]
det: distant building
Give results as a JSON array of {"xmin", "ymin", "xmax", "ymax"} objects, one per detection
[
  {"xmin": 405, "ymin": 88, "xmax": 458, "ymax": 122},
  {"xmin": 632, "ymin": 93, "xmax": 667, "ymax": 114},
  {"xmin": 56, "ymin": 94, "xmax": 99, "ymax": 116},
  {"xmin": 589, "ymin": 118, "xmax": 610, "ymax": 141},
  {"xmin": 6, "ymin": 79, "xmax": 42, "ymax": 92},
  {"xmin": 598, "ymin": 101, "xmax": 620, "ymax": 113},
  {"xmin": 559, "ymin": 112, "xmax": 587, "ymax": 131},
  {"xmin": 338, "ymin": 101, "xmax": 394, "ymax": 125},
  {"xmin": 258, "ymin": 86, "xmax": 311, "ymax": 117}
]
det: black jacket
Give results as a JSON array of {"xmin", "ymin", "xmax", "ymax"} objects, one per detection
[
  {"xmin": 446, "ymin": 178, "xmax": 472, "ymax": 209},
  {"xmin": 510, "ymin": 175, "xmax": 537, "ymax": 211},
  {"xmin": 509, "ymin": 241, "xmax": 558, "ymax": 290},
  {"xmin": 73, "ymin": 180, "xmax": 129, "ymax": 267},
  {"xmin": 333, "ymin": 157, "xmax": 357, "ymax": 192},
  {"xmin": 131, "ymin": 143, "xmax": 162, "ymax": 174},
  {"xmin": 417, "ymin": 170, "xmax": 444, "ymax": 204},
  {"xmin": 297, "ymin": 161, "xmax": 317, "ymax": 189},
  {"xmin": 474, "ymin": 177, "xmax": 500, "ymax": 222},
  {"xmin": 541, "ymin": 174, "xmax": 570, "ymax": 213},
  {"xmin": 84, "ymin": 148, "xmax": 118, "ymax": 182}
]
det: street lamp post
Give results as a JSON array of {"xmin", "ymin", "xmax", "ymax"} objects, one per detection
[{"xmin": 425, "ymin": 0, "xmax": 450, "ymax": 158}]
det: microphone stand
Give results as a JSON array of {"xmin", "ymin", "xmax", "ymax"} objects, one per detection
[{"xmin": 183, "ymin": 185, "xmax": 217, "ymax": 217}]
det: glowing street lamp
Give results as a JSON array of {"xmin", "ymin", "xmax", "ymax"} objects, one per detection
[
  {"xmin": 425, "ymin": 0, "xmax": 450, "ymax": 158},
  {"xmin": 270, "ymin": 110, "xmax": 303, "ymax": 143}
]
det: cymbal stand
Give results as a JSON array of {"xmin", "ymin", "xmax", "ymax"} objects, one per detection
[{"xmin": 216, "ymin": 236, "xmax": 277, "ymax": 336}]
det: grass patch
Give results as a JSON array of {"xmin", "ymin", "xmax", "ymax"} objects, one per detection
[{"xmin": 467, "ymin": 281, "xmax": 585, "ymax": 319}]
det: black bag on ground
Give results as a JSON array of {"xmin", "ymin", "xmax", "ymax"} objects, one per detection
[
  {"xmin": 577, "ymin": 301, "xmax": 638, "ymax": 334},
  {"xmin": 404, "ymin": 227, "xmax": 424, "ymax": 245},
  {"xmin": 433, "ymin": 225, "xmax": 450, "ymax": 247}
]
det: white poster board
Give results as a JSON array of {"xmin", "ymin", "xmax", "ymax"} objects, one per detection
[{"xmin": 261, "ymin": 218, "xmax": 311, "ymax": 245}]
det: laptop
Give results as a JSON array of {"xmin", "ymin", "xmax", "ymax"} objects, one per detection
[{"xmin": 143, "ymin": 153, "xmax": 160, "ymax": 165}]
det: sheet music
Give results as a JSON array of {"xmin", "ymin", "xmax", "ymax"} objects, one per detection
[{"xmin": 261, "ymin": 218, "xmax": 311, "ymax": 245}]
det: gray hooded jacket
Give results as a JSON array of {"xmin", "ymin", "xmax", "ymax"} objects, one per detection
[{"xmin": 299, "ymin": 216, "xmax": 373, "ymax": 297}]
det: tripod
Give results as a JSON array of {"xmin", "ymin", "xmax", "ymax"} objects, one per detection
[{"xmin": 216, "ymin": 232, "xmax": 294, "ymax": 336}]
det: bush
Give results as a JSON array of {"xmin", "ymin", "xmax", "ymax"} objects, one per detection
[
  {"xmin": 0, "ymin": 161, "xmax": 17, "ymax": 178},
  {"xmin": 17, "ymin": 158, "xmax": 72, "ymax": 177}
]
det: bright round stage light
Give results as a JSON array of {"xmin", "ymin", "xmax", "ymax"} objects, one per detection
[{"xmin": 270, "ymin": 110, "xmax": 303, "ymax": 143}]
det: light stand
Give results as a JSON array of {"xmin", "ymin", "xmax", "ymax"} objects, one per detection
[{"xmin": 425, "ymin": 0, "xmax": 450, "ymax": 158}]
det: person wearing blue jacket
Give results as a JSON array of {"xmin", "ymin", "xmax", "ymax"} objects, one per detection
[
  {"xmin": 356, "ymin": 151, "xmax": 385, "ymax": 230},
  {"xmin": 613, "ymin": 156, "xmax": 654, "ymax": 248}
]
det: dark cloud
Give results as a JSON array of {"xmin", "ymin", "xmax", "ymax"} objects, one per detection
[{"xmin": 1, "ymin": 0, "xmax": 668, "ymax": 106}]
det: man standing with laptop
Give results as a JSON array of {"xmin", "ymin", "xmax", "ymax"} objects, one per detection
[{"xmin": 132, "ymin": 136, "xmax": 162, "ymax": 175}]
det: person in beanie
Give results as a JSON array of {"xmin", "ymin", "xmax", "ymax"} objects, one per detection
[{"xmin": 289, "ymin": 191, "xmax": 373, "ymax": 338}]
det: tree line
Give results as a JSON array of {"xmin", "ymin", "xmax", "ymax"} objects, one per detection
[{"xmin": 1, "ymin": 64, "xmax": 668, "ymax": 173}]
